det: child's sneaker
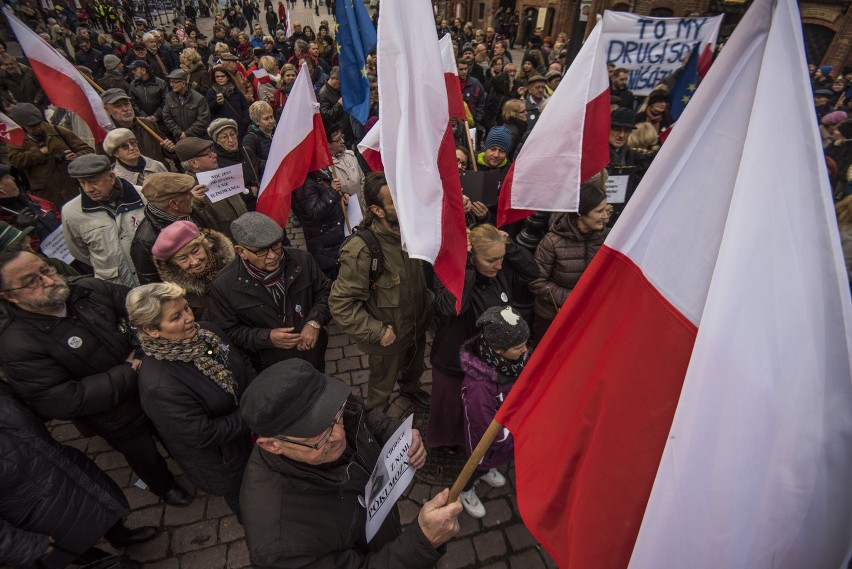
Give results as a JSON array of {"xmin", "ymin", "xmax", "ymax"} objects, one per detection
[
  {"xmin": 460, "ymin": 487, "xmax": 486, "ymax": 518},
  {"xmin": 480, "ymin": 468, "xmax": 506, "ymax": 488}
]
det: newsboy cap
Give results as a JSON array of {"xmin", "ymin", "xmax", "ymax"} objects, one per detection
[
  {"xmin": 10, "ymin": 103, "xmax": 44, "ymax": 127},
  {"xmin": 230, "ymin": 212, "xmax": 283, "ymax": 248},
  {"xmin": 101, "ymin": 87, "xmax": 132, "ymax": 105},
  {"xmin": 240, "ymin": 359, "xmax": 351, "ymax": 438},
  {"xmin": 174, "ymin": 137, "xmax": 214, "ymax": 162},
  {"xmin": 102, "ymin": 128, "xmax": 136, "ymax": 157},
  {"xmin": 141, "ymin": 172, "xmax": 197, "ymax": 202},
  {"xmin": 166, "ymin": 68, "xmax": 189, "ymax": 81},
  {"xmin": 68, "ymin": 154, "xmax": 112, "ymax": 178}
]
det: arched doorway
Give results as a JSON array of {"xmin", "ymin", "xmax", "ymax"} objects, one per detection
[{"xmin": 802, "ymin": 23, "xmax": 835, "ymax": 66}]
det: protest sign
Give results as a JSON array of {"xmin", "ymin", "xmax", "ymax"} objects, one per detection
[
  {"xmin": 40, "ymin": 227, "xmax": 74, "ymax": 264},
  {"xmin": 343, "ymin": 194, "xmax": 364, "ymax": 236},
  {"xmin": 605, "ymin": 175, "xmax": 629, "ymax": 204},
  {"xmin": 365, "ymin": 415, "xmax": 415, "ymax": 542},
  {"xmin": 196, "ymin": 164, "xmax": 246, "ymax": 203},
  {"xmin": 602, "ymin": 11, "xmax": 722, "ymax": 95}
]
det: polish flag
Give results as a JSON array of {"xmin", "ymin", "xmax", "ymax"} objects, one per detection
[
  {"xmin": 496, "ymin": 22, "xmax": 610, "ymax": 226},
  {"xmin": 3, "ymin": 8, "xmax": 112, "ymax": 143},
  {"xmin": 256, "ymin": 65, "xmax": 331, "ymax": 229},
  {"xmin": 356, "ymin": 122, "xmax": 383, "ymax": 172},
  {"xmin": 438, "ymin": 34, "xmax": 466, "ymax": 121},
  {"xmin": 0, "ymin": 112, "xmax": 24, "ymax": 147},
  {"xmin": 495, "ymin": 0, "xmax": 852, "ymax": 567},
  {"xmin": 377, "ymin": 0, "xmax": 466, "ymax": 312}
]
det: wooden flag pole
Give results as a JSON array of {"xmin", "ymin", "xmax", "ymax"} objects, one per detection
[
  {"xmin": 448, "ymin": 419, "xmax": 504, "ymax": 503},
  {"xmin": 464, "ymin": 120, "xmax": 478, "ymax": 172},
  {"xmin": 79, "ymin": 72, "xmax": 166, "ymax": 144}
]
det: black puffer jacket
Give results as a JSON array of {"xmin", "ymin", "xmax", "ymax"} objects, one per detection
[
  {"xmin": 0, "ymin": 384, "xmax": 128, "ymax": 569},
  {"xmin": 0, "ymin": 278, "xmax": 148, "ymax": 436},
  {"xmin": 242, "ymin": 125, "xmax": 273, "ymax": 179},
  {"xmin": 431, "ymin": 240, "xmax": 538, "ymax": 375},
  {"xmin": 240, "ymin": 398, "xmax": 443, "ymax": 569},
  {"xmin": 291, "ymin": 169, "xmax": 346, "ymax": 278},
  {"xmin": 138, "ymin": 323, "xmax": 254, "ymax": 496}
]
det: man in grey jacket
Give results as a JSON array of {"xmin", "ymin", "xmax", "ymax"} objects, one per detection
[{"xmin": 162, "ymin": 69, "xmax": 211, "ymax": 141}]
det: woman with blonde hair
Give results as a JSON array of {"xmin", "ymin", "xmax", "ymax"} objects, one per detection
[
  {"xmin": 180, "ymin": 47, "xmax": 211, "ymax": 94},
  {"xmin": 243, "ymin": 101, "xmax": 276, "ymax": 180},
  {"xmin": 272, "ymin": 63, "xmax": 297, "ymax": 110},
  {"xmin": 502, "ymin": 98, "xmax": 528, "ymax": 147},
  {"xmin": 251, "ymin": 55, "xmax": 280, "ymax": 104}
]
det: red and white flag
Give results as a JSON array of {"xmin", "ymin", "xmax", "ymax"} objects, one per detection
[
  {"xmin": 256, "ymin": 64, "xmax": 331, "ymax": 229},
  {"xmin": 0, "ymin": 112, "xmax": 24, "ymax": 147},
  {"xmin": 496, "ymin": 0, "xmax": 852, "ymax": 567},
  {"xmin": 3, "ymin": 8, "xmax": 112, "ymax": 143},
  {"xmin": 438, "ymin": 34, "xmax": 466, "ymax": 121},
  {"xmin": 356, "ymin": 122, "xmax": 383, "ymax": 172},
  {"xmin": 496, "ymin": 22, "xmax": 610, "ymax": 226},
  {"xmin": 377, "ymin": 0, "xmax": 466, "ymax": 311}
]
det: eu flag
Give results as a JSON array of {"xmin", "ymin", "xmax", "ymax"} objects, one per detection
[
  {"xmin": 670, "ymin": 45, "xmax": 700, "ymax": 120},
  {"xmin": 335, "ymin": 0, "xmax": 377, "ymax": 125}
]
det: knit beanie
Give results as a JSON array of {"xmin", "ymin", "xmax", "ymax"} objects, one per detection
[
  {"xmin": 476, "ymin": 306, "xmax": 529, "ymax": 350},
  {"xmin": 104, "ymin": 54, "xmax": 121, "ymax": 72},
  {"xmin": 484, "ymin": 126, "xmax": 513, "ymax": 153}
]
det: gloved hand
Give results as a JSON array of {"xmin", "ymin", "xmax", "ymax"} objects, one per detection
[{"xmin": 16, "ymin": 208, "xmax": 38, "ymax": 228}]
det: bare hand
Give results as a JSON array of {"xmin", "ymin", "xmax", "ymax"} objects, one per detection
[
  {"xmin": 270, "ymin": 327, "xmax": 301, "ymax": 349},
  {"xmin": 407, "ymin": 429, "xmax": 426, "ymax": 469},
  {"xmin": 125, "ymin": 349, "xmax": 142, "ymax": 371},
  {"xmin": 63, "ymin": 150, "xmax": 76, "ymax": 161},
  {"xmin": 418, "ymin": 489, "xmax": 462, "ymax": 548},
  {"xmin": 40, "ymin": 146, "xmax": 50, "ymax": 155},
  {"xmin": 470, "ymin": 201, "xmax": 488, "ymax": 219},
  {"xmin": 216, "ymin": 93, "xmax": 225, "ymax": 103},
  {"xmin": 379, "ymin": 325, "xmax": 396, "ymax": 347},
  {"xmin": 297, "ymin": 324, "xmax": 319, "ymax": 351},
  {"xmin": 330, "ymin": 178, "xmax": 342, "ymax": 192},
  {"xmin": 148, "ymin": 115, "xmax": 159, "ymax": 123},
  {"xmin": 161, "ymin": 139, "xmax": 176, "ymax": 152},
  {"xmin": 190, "ymin": 184, "xmax": 208, "ymax": 203},
  {"xmin": 461, "ymin": 194, "xmax": 472, "ymax": 214},
  {"xmin": 341, "ymin": 192, "xmax": 349, "ymax": 206}
]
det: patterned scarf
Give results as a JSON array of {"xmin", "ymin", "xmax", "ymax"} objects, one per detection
[
  {"xmin": 139, "ymin": 325, "xmax": 238, "ymax": 403},
  {"xmin": 477, "ymin": 336, "xmax": 529, "ymax": 384},
  {"xmin": 241, "ymin": 258, "xmax": 287, "ymax": 306}
]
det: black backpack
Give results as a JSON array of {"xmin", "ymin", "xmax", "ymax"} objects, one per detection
[{"xmin": 340, "ymin": 225, "xmax": 384, "ymax": 289}]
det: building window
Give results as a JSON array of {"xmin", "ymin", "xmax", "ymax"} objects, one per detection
[{"xmin": 478, "ymin": 2, "xmax": 485, "ymax": 19}]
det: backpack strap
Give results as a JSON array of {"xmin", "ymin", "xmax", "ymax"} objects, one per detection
[{"xmin": 354, "ymin": 227, "xmax": 384, "ymax": 289}]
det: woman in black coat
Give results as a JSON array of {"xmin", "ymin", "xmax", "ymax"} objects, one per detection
[
  {"xmin": 127, "ymin": 282, "xmax": 256, "ymax": 520},
  {"xmin": 206, "ymin": 65, "xmax": 252, "ymax": 138},
  {"xmin": 291, "ymin": 167, "xmax": 347, "ymax": 279},
  {"xmin": 426, "ymin": 223, "xmax": 538, "ymax": 451}
]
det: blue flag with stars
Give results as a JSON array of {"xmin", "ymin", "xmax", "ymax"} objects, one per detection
[
  {"xmin": 335, "ymin": 0, "xmax": 377, "ymax": 125},
  {"xmin": 670, "ymin": 46, "xmax": 700, "ymax": 121}
]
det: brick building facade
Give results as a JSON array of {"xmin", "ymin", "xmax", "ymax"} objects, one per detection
[{"xmin": 435, "ymin": 0, "xmax": 851, "ymax": 74}]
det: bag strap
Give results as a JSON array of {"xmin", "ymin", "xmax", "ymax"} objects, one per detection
[{"xmin": 354, "ymin": 227, "xmax": 384, "ymax": 289}]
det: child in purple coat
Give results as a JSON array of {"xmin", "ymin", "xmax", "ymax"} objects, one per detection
[{"xmin": 458, "ymin": 305, "xmax": 530, "ymax": 518}]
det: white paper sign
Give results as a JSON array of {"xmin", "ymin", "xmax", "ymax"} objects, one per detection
[
  {"xmin": 469, "ymin": 128, "xmax": 477, "ymax": 152},
  {"xmin": 40, "ymin": 227, "xmax": 74, "ymax": 264},
  {"xmin": 344, "ymin": 194, "xmax": 364, "ymax": 236},
  {"xmin": 196, "ymin": 164, "xmax": 245, "ymax": 203},
  {"xmin": 605, "ymin": 174, "xmax": 629, "ymax": 204},
  {"xmin": 365, "ymin": 414, "xmax": 415, "ymax": 542},
  {"xmin": 602, "ymin": 12, "xmax": 722, "ymax": 95}
]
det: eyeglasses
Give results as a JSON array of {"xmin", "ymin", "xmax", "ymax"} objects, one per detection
[
  {"xmin": 119, "ymin": 140, "xmax": 139, "ymax": 150},
  {"xmin": 457, "ymin": 158, "xmax": 468, "ymax": 167},
  {"xmin": 274, "ymin": 403, "xmax": 346, "ymax": 450},
  {"xmin": 2, "ymin": 264, "xmax": 59, "ymax": 292},
  {"xmin": 242, "ymin": 241, "xmax": 283, "ymax": 258}
]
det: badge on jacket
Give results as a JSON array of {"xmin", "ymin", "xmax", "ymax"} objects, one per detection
[{"xmin": 67, "ymin": 336, "xmax": 83, "ymax": 348}]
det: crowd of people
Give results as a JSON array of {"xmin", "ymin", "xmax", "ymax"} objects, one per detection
[{"xmin": 1, "ymin": 0, "xmax": 851, "ymax": 567}]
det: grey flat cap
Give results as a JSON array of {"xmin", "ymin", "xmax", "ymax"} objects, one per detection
[
  {"xmin": 68, "ymin": 154, "xmax": 112, "ymax": 178},
  {"xmin": 230, "ymin": 212, "xmax": 283, "ymax": 248},
  {"xmin": 166, "ymin": 69, "xmax": 189, "ymax": 81},
  {"xmin": 10, "ymin": 103, "xmax": 44, "ymax": 127},
  {"xmin": 101, "ymin": 87, "xmax": 131, "ymax": 105}
]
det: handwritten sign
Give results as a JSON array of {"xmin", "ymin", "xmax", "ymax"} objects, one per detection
[
  {"xmin": 40, "ymin": 226, "xmax": 74, "ymax": 264},
  {"xmin": 365, "ymin": 414, "xmax": 415, "ymax": 542},
  {"xmin": 604, "ymin": 174, "xmax": 629, "ymax": 204},
  {"xmin": 602, "ymin": 11, "xmax": 722, "ymax": 95},
  {"xmin": 195, "ymin": 164, "xmax": 246, "ymax": 203}
]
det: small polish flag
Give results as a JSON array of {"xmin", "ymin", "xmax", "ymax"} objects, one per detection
[{"xmin": 0, "ymin": 112, "xmax": 24, "ymax": 147}]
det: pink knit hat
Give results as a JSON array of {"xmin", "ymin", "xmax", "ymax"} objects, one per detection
[
  {"xmin": 821, "ymin": 110, "xmax": 848, "ymax": 126},
  {"xmin": 152, "ymin": 221, "xmax": 201, "ymax": 261}
]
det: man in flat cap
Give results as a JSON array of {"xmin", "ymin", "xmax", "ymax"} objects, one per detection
[
  {"xmin": 210, "ymin": 212, "xmax": 330, "ymax": 372},
  {"xmin": 6, "ymin": 103, "xmax": 94, "ymax": 206},
  {"xmin": 239, "ymin": 359, "xmax": 461, "ymax": 567},
  {"xmin": 131, "ymin": 172, "xmax": 213, "ymax": 285},
  {"xmin": 175, "ymin": 136, "xmax": 247, "ymax": 239},
  {"xmin": 102, "ymin": 87, "xmax": 176, "ymax": 168},
  {"xmin": 163, "ymin": 69, "xmax": 211, "ymax": 141},
  {"xmin": 62, "ymin": 154, "xmax": 146, "ymax": 287},
  {"xmin": 128, "ymin": 60, "xmax": 169, "ymax": 124},
  {"xmin": 523, "ymin": 74, "xmax": 549, "ymax": 132}
]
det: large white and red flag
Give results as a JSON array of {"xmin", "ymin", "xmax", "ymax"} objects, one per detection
[
  {"xmin": 3, "ymin": 7, "xmax": 112, "ymax": 143},
  {"xmin": 0, "ymin": 112, "xmax": 24, "ymax": 147},
  {"xmin": 438, "ymin": 34, "xmax": 466, "ymax": 121},
  {"xmin": 256, "ymin": 64, "xmax": 331, "ymax": 229},
  {"xmin": 377, "ymin": 0, "xmax": 466, "ymax": 311},
  {"xmin": 356, "ymin": 123, "xmax": 383, "ymax": 172},
  {"xmin": 496, "ymin": 21, "xmax": 610, "ymax": 226},
  {"xmin": 495, "ymin": 0, "xmax": 852, "ymax": 567}
]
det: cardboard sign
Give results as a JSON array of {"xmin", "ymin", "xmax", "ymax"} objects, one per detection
[
  {"xmin": 196, "ymin": 164, "xmax": 246, "ymax": 203},
  {"xmin": 365, "ymin": 415, "xmax": 415, "ymax": 542},
  {"xmin": 40, "ymin": 227, "xmax": 74, "ymax": 264},
  {"xmin": 461, "ymin": 170, "xmax": 502, "ymax": 207}
]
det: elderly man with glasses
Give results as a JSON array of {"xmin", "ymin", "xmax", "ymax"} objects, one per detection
[
  {"xmin": 239, "ymin": 358, "xmax": 461, "ymax": 568},
  {"xmin": 210, "ymin": 212, "xmax": 331, "ymax": 373}
]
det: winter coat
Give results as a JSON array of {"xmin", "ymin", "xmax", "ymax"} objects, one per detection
[
  {"xmin": 97, "ymin": 69, "xmax": 132, "ymax": 94},
  {"xmin": 242, "ymin": 124, "xmax": 273, "ymax": 178},
  {"xmin": 330, "ymin": 220, "xmax": 434, "ymax": 356},
  {"xmin": 459, "ymin": 338, "xmax": 514, "ymax": 470},
  {"xmin": 138, "ymin": 323, "xmax": 254, "ymax": 496},
  {"xmin": 163, "ymin": 88, "xmax": 212, "ymax": 140},
  {"xmin": 129, "ymin": 75, "xmax": 169, "ymax": 122},
  {"xmin": 131, "ymin": 204, "xmax": 211, "ymax": 285},
  {"xmin": 0, "ymin": 277, "xmax": 149, "ymax": 437},
  {"xmin": 240, "ymin": 398, "xmax": 443, "ymax": 569},
  {"xmin": 291, "ymin": 169, "xmax": 346, "ymax": 277},
  {"xmin": 112, "ymin": 155, "xmax": 169, "ymax": 187},
  {"xmin": 7, "ymin": 123, "xmax": 94, "ymax": 206},
  {"xmin": 61, "ymin": 177, "xmax": 146, "ymax": 287},
  {"xmin": 0, "ymin": 193, "xmax": 61, "ymax": 254},
  {"xmin": 209, "ymin": 248, "xmax": 332, "ymax": 371},
  {"xmin": 206, "ymin": 86, "xmax": 252, "ymax": 138},
  {"xmin": 186, "ymin": 61, "xmax": 212, "ymax": 94},
  {"xmin": 154, "ymin": 229, "xmax": 235, "ymax": 320},
  {"xmin": 432, "ymin": 240, "xmax": 538, "ymax": 375},
  {"xmin": 317, "ymin": 81, "xmax": 343, "ymax": 131},
  {"xmin": 214, "ymin": 142, "xmax": 260, "ymax": 190},
  {"xmin": 529, "ymin": 214, "xmax": 609, "ymax": 321},
  {"xmin": 75, "ymin": 47, "xmax": 106, "ymax": 78},
  {"xmin": 0, "ymin": 65, "xmax": 47, "ymax": 109},
  {"xmin": 0, "ymin": 384, "xmax": 129, "ymax": 569}
]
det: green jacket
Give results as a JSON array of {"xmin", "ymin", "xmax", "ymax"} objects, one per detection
[{"xmin": 330, "ymin": 220, "xmax": 433, "ymax": 356}]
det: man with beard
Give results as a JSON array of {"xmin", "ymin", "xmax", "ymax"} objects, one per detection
[
  {"xmin": 330, "ymin": 173, "xmax": 433, "ymax": 411},
  {"xmin": 0, "ymin": 249, "xmax": 192, "ymax": 509},
  {"xmin": 101, "ymin": 88, "xmax": 176, "ymax": 168}
]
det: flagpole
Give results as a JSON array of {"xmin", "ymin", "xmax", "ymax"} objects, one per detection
[
  {"xmin": 78, "ymin": 71, "xmax": 166, "ymax": 144},
  {"xmin": 448, "ymin": 419, "xmax": 503, "ymax": 503},
  {"xmin": 464, "ymin": 120, "xmax": 478, "ymax": 172}
]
